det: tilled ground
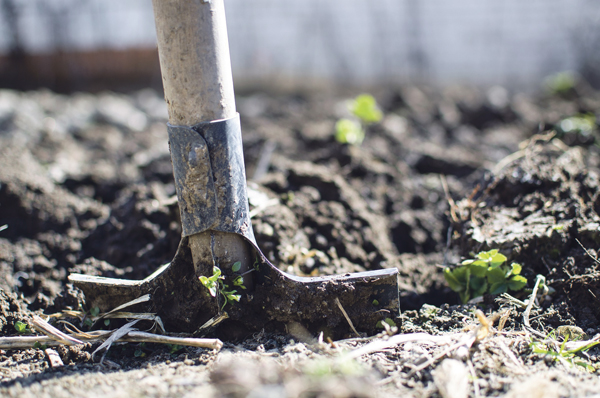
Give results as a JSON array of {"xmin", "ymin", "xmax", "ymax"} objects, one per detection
[{"xmin": 1, "ymin": 83, "xmax": 600, "ymax": 397}]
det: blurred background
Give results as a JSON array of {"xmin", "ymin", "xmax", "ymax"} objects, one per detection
[{"xmin": 1, "ymin": 0, "xmax": 599, "ymax": 93}]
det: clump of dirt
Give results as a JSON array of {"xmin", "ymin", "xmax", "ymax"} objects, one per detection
[{"xmin": 453, "ymin": 139, "xmax": 600, "ymax": 331}]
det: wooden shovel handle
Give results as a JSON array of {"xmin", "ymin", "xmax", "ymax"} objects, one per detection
[{"xmin": 152, "ymin": 0, "xmax": 236, "ymax": 125}]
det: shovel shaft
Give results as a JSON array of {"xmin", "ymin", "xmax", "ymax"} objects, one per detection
[
  {"xmin": 152, "ymin": 0, "xmax": 251, "ymax": 277},
  {"xmin": 152, "ymin": 0, "xmax": 236, "ymax": 124}
]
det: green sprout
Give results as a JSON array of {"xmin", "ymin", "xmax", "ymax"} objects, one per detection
[
  {"xmin": 199, "ymin": 266, "xmax": 221, "ymax": 297},
  {"xmin": 335, "ymin": 119, "xmax": 364, "ymax": 145},
  {"xmin": 544, "ymin": 71, "xmax": 577, "ymax": 95},
  {"xmin": 199, "ymin": 266, "xmax": 242, "ymax": 310},
  {"xmin": 231, "ymin": 261, "xmax": 242, "ymax": 273},
  {"xmin": 232, "ymin": 276, "xmax": 246, "ymax": 290},
  {"xmin": 530, "ymin": 330, "xmax": 598, "ymax": 371},
  {"xmin": 33, "ymin": 341, "xmax": 47, "ymax": 350},
  {"xmin": 168, "ymin": 344, "xmax": 183, "ymax": 354},
  {"xmin": 134, "ymin": 348, "xmax": 146, "ymax": 358},
  {"xmin": 444, "ymin": 249, "xmax": 528, "ymax": 303},
  {"xmin": 376, "ymin": 318, "xmax": 397, "ymax": 329},
  {"xmin": 558, "ymin": 113, "xmax": 596, "ymax": 136},
  {"xmin": 14, "ymin": 321, "xmax": 30, "ymax": 334},
  {"xmin": 351, "ymin": 94, "xmax": 383, "ymax": 123},
  {"xmin": 335, "ymin": 94, "xmax": 383, "ymax": 145}
]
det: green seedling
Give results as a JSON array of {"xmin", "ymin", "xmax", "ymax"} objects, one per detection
[
  {"xmin": 559, "ymin": 113, "xmax": 596, "ymax": 136},
  {"xmin": 231, "ymin": 261, "xmax": 242, "ymax": 273},
  {"xmin": 232, "ymin": 276, "xmax": 246, "ymax": 290},
  {"xmin": 168, "ymin": 344, "xmax": 183, "ymax": 354},
  {"xmin": 83, "ymin": 306, "xmax": 101, "ymax": 327},
  {"xmin": 134, "ymin": 348, "xmax": 146, "ymax": 358},
  {"xmin": 530, "ymin": 331, "xmax": 598, "ymax": 371},
  {"xmin": 134, "ymin": 342, "xmax": 147, "ymax": 358},
  {"xmin": 199, "ymin": 266, "xmax": 221, "ymax": 297},
  {"xmin": 199, "ymin": 266, "xmax": 242, "ymax": 310},
  {"xmin": 351, "ymin": 94, "xmax": 383, "ymax": 123},
  {"xmin": 335, "ymin": 119, "xmax": 364, "ymax": 145},
  {"xmin": 376, "ymin": 318, "xmax": 397, "ymax": 329},
  {"xmin": 33, "ymin": 341, "xmax": 47, "ymax": 350},
  {"xmin": 14, "ymin": 321, "xmax": 30, "ymax": 334},
  {"xmin": 444, "ymin": 249, "xmax": 528, "ymax": 303},
  {"xmin": 335, "ymin": 94, "xmax": 383, "ymax": 145},
  {"xmin": 544, "ymin": 71, "xmax": 577, "ymax": 95}
]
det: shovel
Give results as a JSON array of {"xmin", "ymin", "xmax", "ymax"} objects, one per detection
[{"xmin": 69, "ymin": 0, "xmax": 399, "ymax": 338}]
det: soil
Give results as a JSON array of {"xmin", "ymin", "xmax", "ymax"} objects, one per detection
[{"xmin": 1, "ymin": 82, "xmax": 600, "ymax": 397}]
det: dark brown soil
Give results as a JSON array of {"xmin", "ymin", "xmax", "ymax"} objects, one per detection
[{"xmin": 2, "ymin": 83, "xmax": 600, "ymax": 396}]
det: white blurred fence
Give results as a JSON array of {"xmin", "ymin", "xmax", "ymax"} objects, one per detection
[{"xmin": 1, "ymin": 0, "xmax": 599, "ymax": 89}]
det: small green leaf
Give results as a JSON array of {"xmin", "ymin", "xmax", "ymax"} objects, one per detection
[
  {"xmin": 508, "ymin": 275, "xmax": 528, "ymax": 291},
  {"xmin": 470, "ymin": 276, "xmax": 488, "ymax": 297},
  {"xmin": 104, "ymin": 319, "xmax": 110, "ymax": 326},
  {"xmin": 335, "ymin": 119, "xmax": 365, "ymax": 145},
  {"xmin": 469, "ymin": 260, "xmax": 488, "ymax": 277},
  {"xmin": 209, "ymin": 285, "xmax": 217, "ymax": 297},
  {"xmin": 90, "ymin": 307, "xmax": 100, "ymax": 317},
  {"xmin": 489, "ymin": 282, "xmax": 508, "ymax": 295},
  {"xmin": 490, "ymin": 252, "xmax": 507, "ymax": 267},
  {"xmin": 169, "ymin": 344, "xmax": 183, "ymax": 354},
  {"xmin": 233, "ymin": 276, "xmax": 246, "ymax": 289},
  {"xmin": 134, "ymin": 348, "xmax": 145, "ymax": 358},
  {"xmin": 350, "ymin": 94, "xmax": 383, "ymax": 124},
  {"xmin": 453, "ymin": 266, "xmax": 470, "ymax": 284},
  {"xmin": 231, "ymin": 262, "xmax": 242, "ymax": 273},
  {"xmin": 372, "ymin": 299, "xmax": 380, "ymax": 306},
  {"xmin": 444, "ymin": 268, "xmax": 464, "ymax": 292},
  {"xmin": 510, "ymin": 263, "xmax": 522, "ymax": 275},
  {"xmin": 487, "ymin": 267, "xmax": 507, "ymax": 284},
  {"xmin": 477, "ymin": 249, "xmax": 496, "ymax": 261},
  {"xmin": 14, "ymin": 321, "xmax": 28, "ymax": 333},
  {"xmin": 33, "ymin": 341, "xmax": 47, "ymax": 350},
  {"xmin": 376, "ymin": 318, "xmax": 397, "ymax": 328}
]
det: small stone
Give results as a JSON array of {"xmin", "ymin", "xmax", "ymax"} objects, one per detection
[{"xmin": 432, "ymin": 359, "xmax": 469, "ymax": 398}]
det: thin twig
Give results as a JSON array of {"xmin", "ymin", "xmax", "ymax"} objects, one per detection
[
  {"xmin": 344, "ymin": 333, "xmax": 454, "ymax": 360},
  {"xmin": 467, "ymin": 359, "xmax": 480, "ymax": 398},
  {"xmin": 495, "ymin": 338, "xmax": 525, "ymax": 372},
  {"xmin": 408, "ymin": 337, "xmax": 475, "ymax": 377},
  {"xmin": 93, "ymin": 320, "xmax": 140, "ymax": 363},
  {"xmin": 0, "ymin": 329, "xmax": 223, "ymax": 351},
  {"xmin": 576, "ymin": 238, "xmax": 600, "ymax": 265},
  {"xmin": 523, "ymin": 275, "xmax": 545, "ymax": 329},
  {"xmin": 101, "ymin": 294, "xmax": 151, "ymax": 318},
  {"xmin": 335, "ymin": 298, "xmax": 360, "ymax": 337},
  {"xmin": 32, "ymin": 315, "xmax": 83, "ymax": 346},
  {"xmin": 124, "ymin": 331, "xmax": 223, "ymax": 350},
  {"xmin": 440, "ymin": 175, "xmax": 459, "ymax": 223}
]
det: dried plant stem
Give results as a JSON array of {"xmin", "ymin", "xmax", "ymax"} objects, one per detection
[
  {"xmin": 335, "ymin": 298, "xmax": 360, "ymax": 337},
  {"xmin": 0, "ymin": 330, "xmax": 223, "ymax": 351},
  {"xmin": 523, "ymin": 275, "xmax": 545, "ymax": 330},
  {"xmin": 124, "ymin": 331, "xmax": 223, "ymax": 350}
]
